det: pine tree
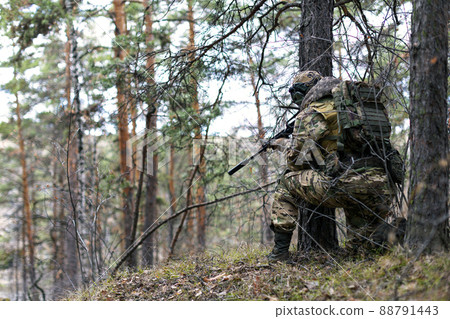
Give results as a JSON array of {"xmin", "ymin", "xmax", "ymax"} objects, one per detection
[
  {"xmin": 296, "ymin": 0, "xmax": 338, "ymax": 252},
  {"xmin": 406, "ymin": 0, "xmax": 449, "ymax": 253}
]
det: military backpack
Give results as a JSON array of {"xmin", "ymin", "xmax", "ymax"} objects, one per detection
[{"xmin": 331, "ymin": 81, "xmax": 404, "ymax": 183}]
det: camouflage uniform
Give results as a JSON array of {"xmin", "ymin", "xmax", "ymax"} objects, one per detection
[{"xmin": 270, "ymin": 75, "xmax": 394, "ymax": 244}]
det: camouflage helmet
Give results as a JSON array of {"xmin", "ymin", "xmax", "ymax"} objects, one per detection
[
  {"xmin": 289, "ymin": 71, "xmax": 322, "ymax": 106},
  {"xmin": 292, "ymin": 70, "xmax": 322, "ymax": 87}
]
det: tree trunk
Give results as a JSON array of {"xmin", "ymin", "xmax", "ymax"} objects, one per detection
[
  {"xmin": 91, "ymin": 135, "xmax": 103, "ymax": 274},
  {"xmin": 63, "ymin": 4, "xmax": 82, "ymax": 290},
  {"xmin": 65, "ymin": 0, "xmax": 89, "ymax": 288},
  {"xmin": 185, "ymin": 0, "xmax": 196, "ymax": 253},
  {"xmin": 51, "ymin": 158, "xmax": 65, "ymax": 299},
  {"xmin": 72, "ymin": 6, "xmax": 89, "ymax": 284},
  {"xmin": 298, "ymin": 0, "xmax": 334, "ymax": 76},
  {"xmin": 406, "ymin": 0, "xmax": 449, "ymax": 253},
  {"xmin": 167, "ymin": 143, "xmax": 177, "ymax": 245},
  {"xmin": 196, "ymin": 146, "xmax": 207, "ymax": 251},
  {"xmin": 248, "ymin": 51, "xmax": 272, "ymax": 244},
  {"xmin": 14, "ymin": 227, "xmax": 20, "ymax": 300},
  {"xmin": 21, "ymin": 220, "xmax": 27, "ymax": 300},
  {"xmin": 141, "ymin": 0, "xmax": 159, "ymax": 266},
  {"xmin": 297, "ymin": 0, "xmax": 338, "ymax": 251},
  {"xmin": 142, "ymin": 120, "xmax": 158, "ymax": 266},
  {"xmin": 113, "ymin": 0, "xmax": 134, "ymax": 261},
  {"xmin": 15, "ymin": 87, "xmax": 38, "ymax": 300},
  {"xmin": 297, "ymin": 204, "xmax": 337, "ymax": 252},
  {"xmin": 143, "ymin": 172, "xmax": 157, "ymax": 265},
  {"xmin": 186, "ymin": 0, "xmax": 207, "ymax": 252},
  {"xmin": 186, "ymin": 144, "xmax": 195, "ymax": 252},
  {"xmin": 130, "ymin": 87, "xmax": 138, "ymax": 185},
  {"xmin": 65, "ymin": 125, "xmax": 80, "ymax": 288}
]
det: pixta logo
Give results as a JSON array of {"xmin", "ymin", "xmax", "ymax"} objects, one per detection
[
  {"xmin": 126, "ymin": 129, "xmax": 171, "ymax": 176},
  {"xmin": 126, "ymin": 132, "xmax": 281, "ymax": 176}
]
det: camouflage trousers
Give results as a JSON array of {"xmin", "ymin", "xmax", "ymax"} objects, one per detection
[{"xmin": 271, "ymin": 168, "xmax": 393, "ymax": 242}]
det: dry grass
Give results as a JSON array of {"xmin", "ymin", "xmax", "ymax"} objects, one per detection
[{"xmin": 68, "ymin": 245, "xmax": 450, "ymax": 301}]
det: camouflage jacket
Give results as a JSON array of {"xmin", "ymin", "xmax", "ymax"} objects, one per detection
[{"xmin": 287, "ymin": 77, "xmax": 341, "ymax": 172}]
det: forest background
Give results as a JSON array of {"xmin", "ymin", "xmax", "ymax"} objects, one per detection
[{"xmin": 0, "ymin": 0, "xmax": 447, "ymax": 301}]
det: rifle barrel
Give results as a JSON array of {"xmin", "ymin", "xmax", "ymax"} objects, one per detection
[
  {"xmin": 227, "ymin": 110, "xmax": 299, "ymax": 176},
  {"xmin": 227, "ymin": 147, "xmax": 266, "ymax": 175}
]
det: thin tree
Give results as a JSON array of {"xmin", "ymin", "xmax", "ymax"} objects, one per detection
[
  {"xmin": 142, "ymin": 0, "xmax": 159, "ymax": 267},
  {"xmin": 112, "ymin": 0, "xmax": 134, "ymax": 259},
  {"xmin": 187, "ymin": 0, "xmax": 208, "ymax": 252},
  {"xmin": 14, "ymin": 69, "xmax": 38, "ymax": 300},
  {"xmin": 167, "ymin": 142, "xmax": 177, "ymax": 244},
  {"xmin": 50, "ymin": 157, "xmax": 63, "ymax": 298},
  {"xmin": 247, "ymin": 48, "xmax": 272, "ymax": 244},
  {"xmin": 64, "ymin": 0, "xmax": 89, "ymax": 289},
  {"xmin": 406, "ymin": 0, "xmax": 449, "ymax": 253}
]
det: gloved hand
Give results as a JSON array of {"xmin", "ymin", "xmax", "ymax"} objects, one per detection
[{"xmin": 262, "ymin": 138, "xmax": 289, "ymax": 151}]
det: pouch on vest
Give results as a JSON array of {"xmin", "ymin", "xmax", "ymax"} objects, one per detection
[
  {"xmin": 333, "ymin": 81, "xmax": 391, "ymax": 156},
  {"xmin": 332, "ymin": 81, "xmax": 404, "ymax": 183}
]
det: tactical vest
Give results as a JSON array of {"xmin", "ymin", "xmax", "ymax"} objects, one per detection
[
  {"xmin": 331, "ymin": 81, "xmax": 404, "ymax": 183},
  {"xmin": 332, "ymin": 81, "xmax": 391, "ymax": 155}
]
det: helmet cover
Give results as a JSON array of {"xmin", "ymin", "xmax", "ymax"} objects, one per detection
[{"xmin": 289, "ymin": 71, "xmax": 322, "ymax": 106}]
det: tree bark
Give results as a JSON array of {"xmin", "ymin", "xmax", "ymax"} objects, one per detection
[
  {"xmin": 193, "ymin": 148, "xmax": 207, "ymax": 253},
  {"xmin": 51, "ymin": 158, "xmax": 65, "ymax": 299},
  {"xmin": 167, "ymin": 143, "xmax": 177, "ymax": 245},
  {"xmin": 406, "ymin": 0, "xmax": 449, "ymax": 253},
  {"xmin": 14, "ymin": 226, "xmax": 20, "ymax": 300},
  {"xmin": 298, "ymin": 0, "xmax": 334, "ymax": 76},
  {"xmin": 185, "ymin": 0, "xmax": 197, "ymax": 253},
  {"xmin": 21, "ymin": 219, "xmax": 27, "ymax": 300},
  {"xmin": 143, "ymin": 171, "xmax": 158, "ymax": 265},
  {"xmin": 64, "ymin": 0, "xmax": 89, "ymax": 288},
  {"xmin": 141, "ymin": 0, "xmax": 159, "ymax": 266},
  {"xmin": 186, "ymin": 144, "xmax": 195, "ymax": 252},
  {"xmin": 186, "ymin": 0, "xmax": 207, "ymax": 252},
  {"xmin": 65, "ymin": 124, "xmax": 80, "ymax": 288},
  {"xmin": 113, "ymin": 0, "xmax": 134, "ymax": 261},
  {"xmin": 297, "ymin": 204, "xmax": 337, "ymax": 252},
  {"xmin": 15, "ymin": 85, "xmax": 38, "ymax": 300},
  {"xmin": 92, "ymin": 135, "xmax": 103, "ymax": 274},
  {"xmin": 297, "ymin": 0, "xmax": 338, "ymax": 251},
  {"xmin": 53, "ymin": 11, "xmax": 75, "ymax": 298}
]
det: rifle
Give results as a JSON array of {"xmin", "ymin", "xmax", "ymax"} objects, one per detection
[{"xmin": 228, "ymin": 111, "xmax": 300, "ymax": 176}]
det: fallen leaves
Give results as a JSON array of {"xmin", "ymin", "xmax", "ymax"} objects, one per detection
[
  {"xmin": 204, "ymin": 273, "xmax": 232, "ymax": 282},
  {"xmin": 348, "ymin": 284, "xmax": 358, "ymax": 291},
  {"xmin": 69, "ymin": 247, "xmax": 449, "ymax": 302}
]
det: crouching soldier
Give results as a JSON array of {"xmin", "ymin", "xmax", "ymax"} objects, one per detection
[{"xmin": 267, "ymin": 71, "xmax": 405, "ymax": 261}]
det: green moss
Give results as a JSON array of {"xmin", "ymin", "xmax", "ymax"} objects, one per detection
[{"xmin": 66, "ymin": 246, "xmax": 450, "ymax": 301}]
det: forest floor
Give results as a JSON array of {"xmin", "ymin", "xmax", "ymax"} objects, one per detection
[{"xmin": 68, "ymin": 245, "xmax": 449, "ymax": 301}]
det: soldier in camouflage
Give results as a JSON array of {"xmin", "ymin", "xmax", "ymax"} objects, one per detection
[{"xmin": 267, "ymin": 71, "xmax": 403, "ymax": 262}]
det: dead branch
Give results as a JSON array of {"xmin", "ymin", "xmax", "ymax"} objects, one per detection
[
  {"xmin": 195, "ymin": 0, "xmax": 269, "ymax": 62},
  {"xmin": 110, "ymin": 181, "xmax": 276, "ymax": 275}
]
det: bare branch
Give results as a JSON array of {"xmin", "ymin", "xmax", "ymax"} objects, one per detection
[
  {"xmin": 110, "ymin": 181, "xmax": 276, "ymax": 275},
  {"xmin": 196, "ymin": 0, "xmax": 269, "ymax": 61}
]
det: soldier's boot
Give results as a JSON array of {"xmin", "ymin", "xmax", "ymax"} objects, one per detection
[{"xmin": 267, "ymin": 231, "xmax": 293, "ymax": 262}]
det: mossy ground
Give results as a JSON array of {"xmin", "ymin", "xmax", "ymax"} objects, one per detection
[{"xmin": 69, "ymin": 245, "xmax": 449, "ymax": 301}]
